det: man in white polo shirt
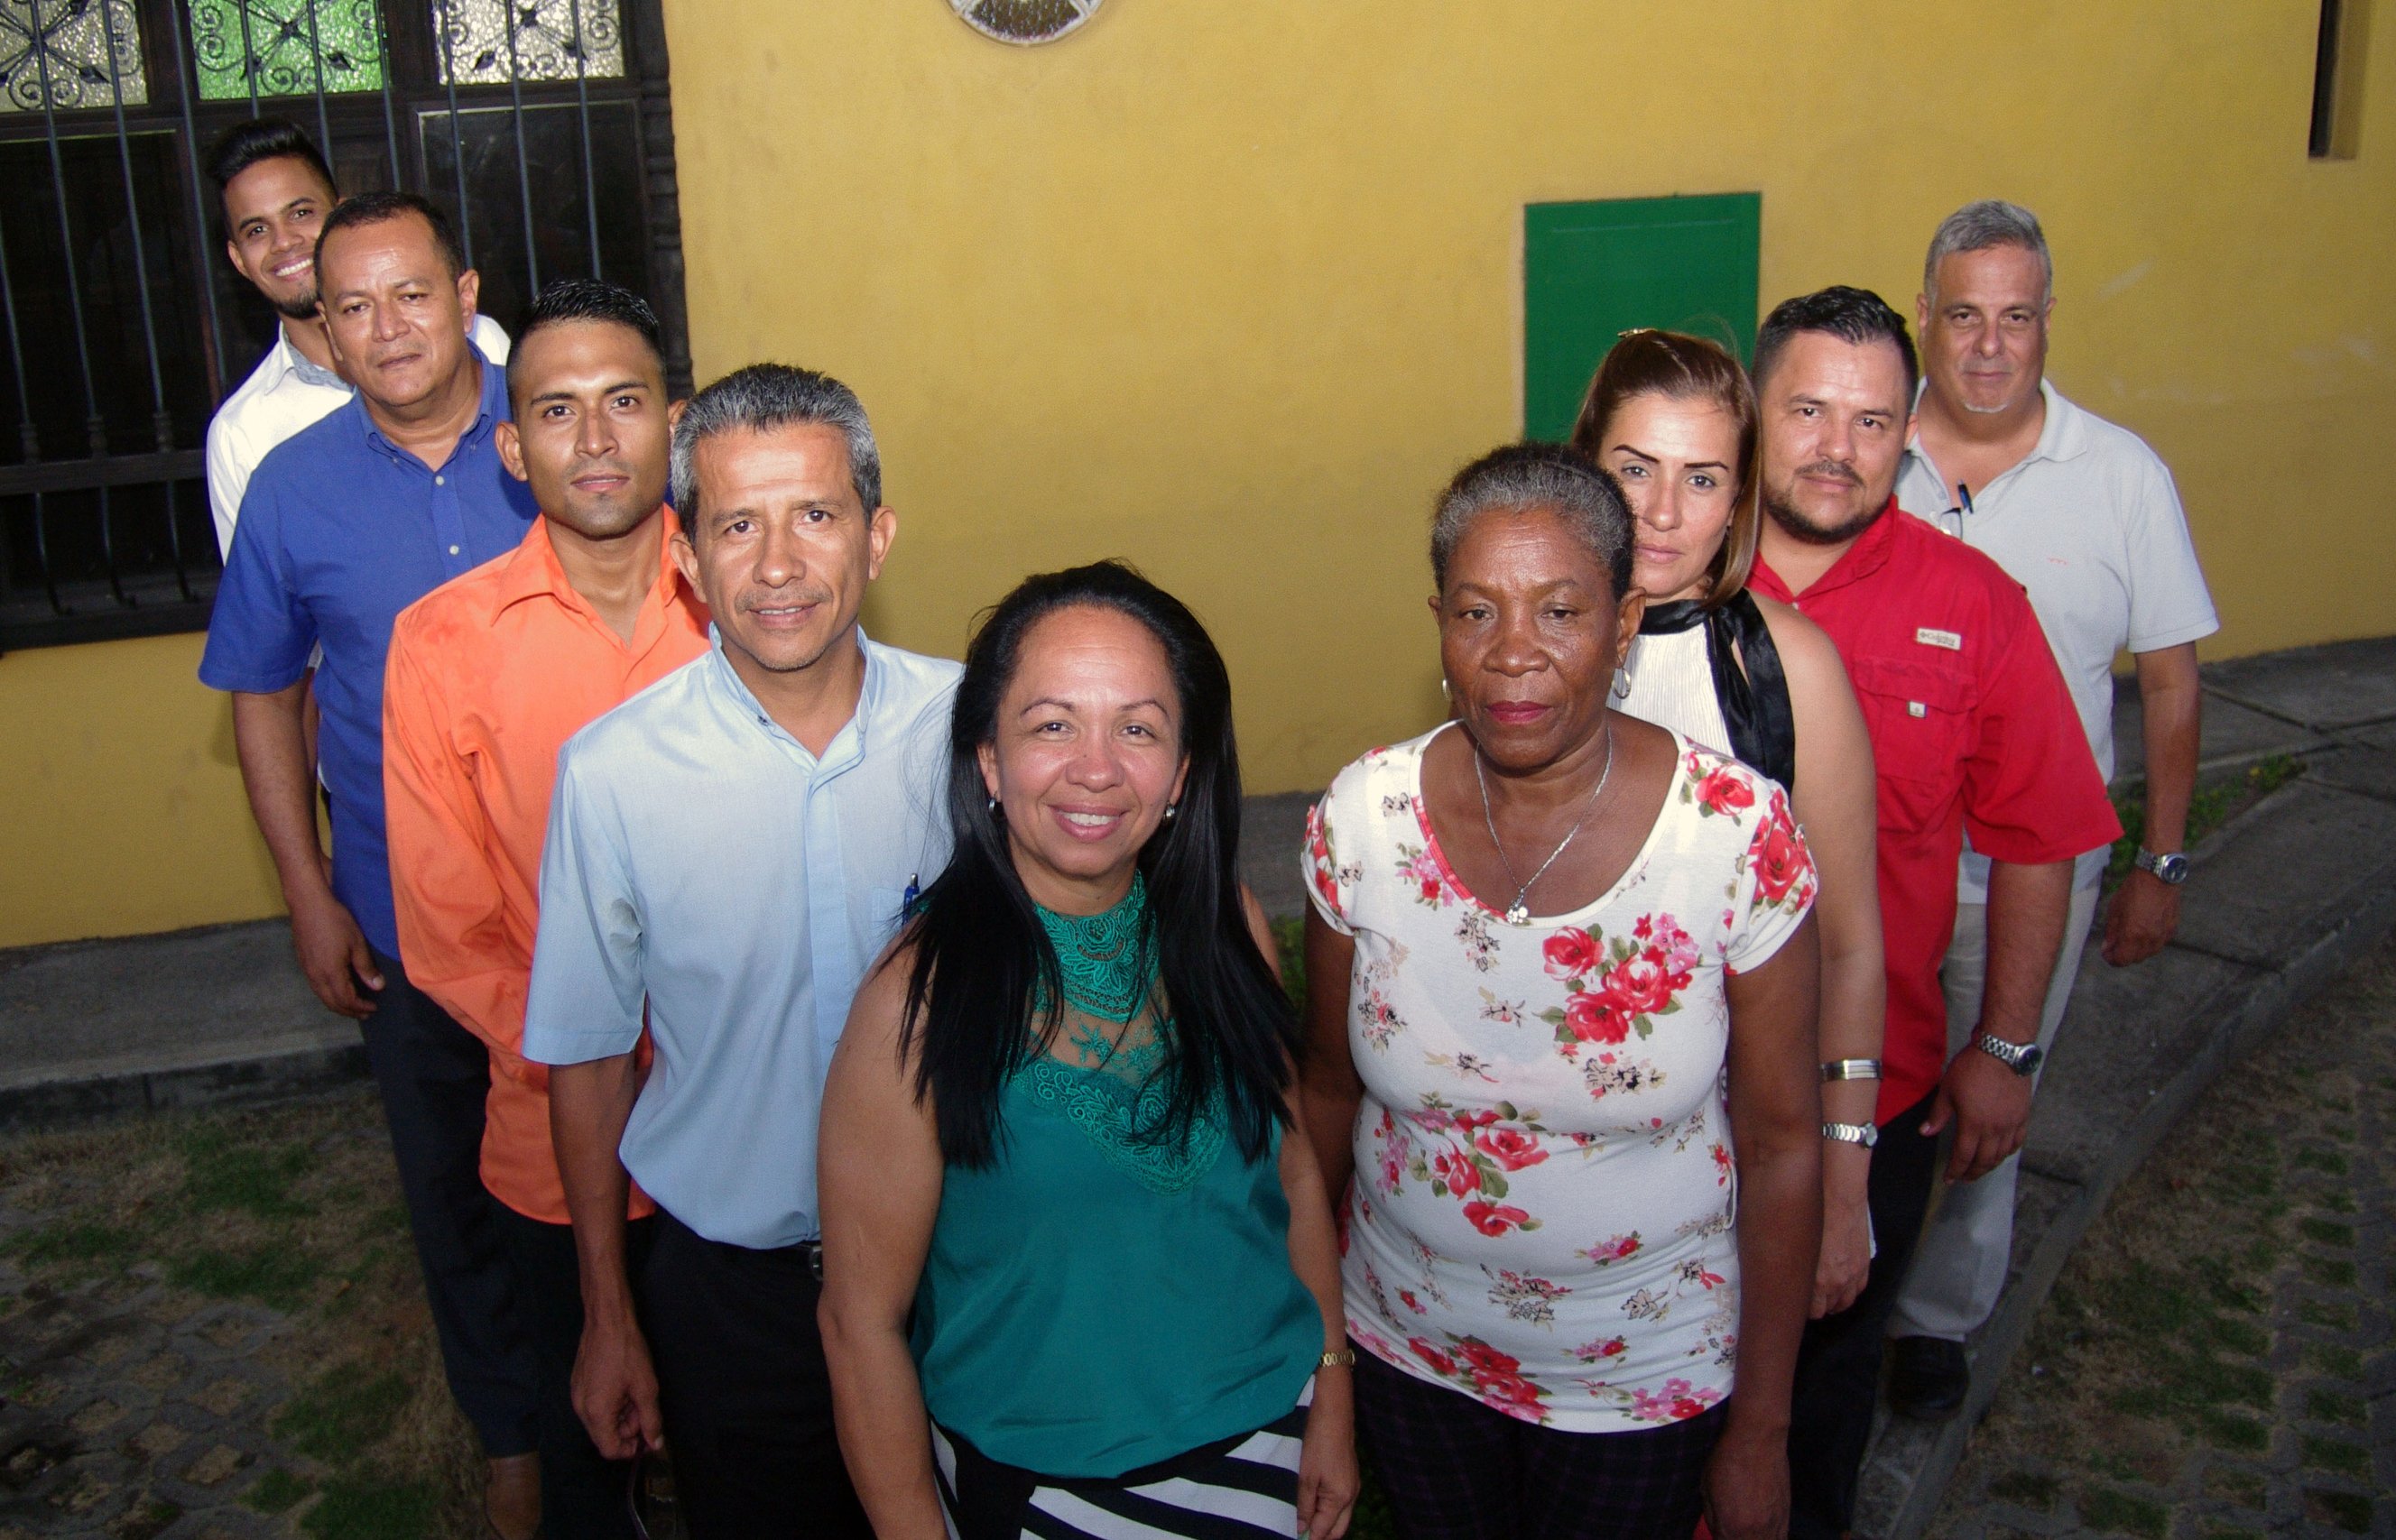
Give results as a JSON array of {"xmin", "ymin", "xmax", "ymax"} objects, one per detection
[
  {"xmin": 1885, "ymin": 199, "xmax": 2219, "ymax": 1417},
  {"xmin": 204, "ymin": 117, "xmax": 510, "ymax": 558}
]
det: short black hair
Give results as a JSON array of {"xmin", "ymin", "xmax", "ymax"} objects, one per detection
[
  {"xmin": 206, "ymin": 117, "xmax": 337, "ymax": 207},
  {"xmin": 315, "ymin": 190, "xmax": 467, "ymax": 284},
  {"xmin": 1753, "ymin": 285, "xmax": 1920, "ymax": 405},
  {"xmin": 509, "ymin": 279, "xmax": 665, "ymax": 405}
]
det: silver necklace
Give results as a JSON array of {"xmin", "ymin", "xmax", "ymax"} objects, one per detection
[{"xmin": 1473, "ymin": 722, "xmax": 1616, "ymax": 927}]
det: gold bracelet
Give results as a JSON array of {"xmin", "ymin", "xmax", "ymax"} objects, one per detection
[{"xmin": 1319, "ymin": 1348, "xmax": 1356, "ymax": 1369}]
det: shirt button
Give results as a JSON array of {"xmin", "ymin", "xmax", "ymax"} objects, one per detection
[
  {"xmin": 434, "ymin": 475, "xmax": 445, "ymax": 485},
  {"xmin": 449, "ymin": 544, "xmax": 460, "ymax": 556}
]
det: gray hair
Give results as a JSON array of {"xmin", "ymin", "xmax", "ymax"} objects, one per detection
[
  {"xmin": 1924, "ymin": 198, "xmax": 2053, "ymax": 303},
  {"xmin": 1429, "ymin": 441, "xmax": 1633, "ymax": 599},
  {"xmin": 670, "ymin": 364, "xmax": 882, "ymax": 528}
]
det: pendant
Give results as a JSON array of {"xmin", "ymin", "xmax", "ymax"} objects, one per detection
[{"xmin": 1504, "ymin": 904, "xmax": 1531, "ymax": 927}]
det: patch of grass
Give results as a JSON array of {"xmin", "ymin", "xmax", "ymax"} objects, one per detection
[
  {"xmin": 2307, "ymin": 1388, "xmax": 2365, "ymax": 1426},
  {"xmin": 244, "ymin": 1469, "xmax": 313, "ymax": 1514},
  {"xmin": 2107, "ymin": 756, "xmax": 2300, "ymax": 888},
  {"xmin": 301, "ymin": 1474, "xmax": 439, "ymax": 1540},
  {"xmin": 1271, "ymin": 914, "xmax": 1307, "ymax": 1010},
  {"xmin": 2303, "ymin": 1342, "xmax": 2363, "ymax": 1378},
  {"xmin": 274, "ymin": 1367, "xmax": 413, "ymax": 1462},
  {"xmin": 2316, "ymin": 1189, "xmax": 2355, "ymax": 1213},
  {"xmin": 1989, "ymin": 1469, "xmax": 2059, "ymax": 1509},
  {"xmin": 180, "ymin": 1126, "xmax": 318, "ymax": 1221},
  {"xmin": 2298, "ymin": 1297, "xmax": 2357, "ymax": 1330},
  {"xmin": 2203, "ymin": 1466, "xmax": 2267, "ymax": 1508},
  {"xmin": 168, "ymin": 1244, "xmax": 322, "ymax": 1310},
  {"xmin": 115, "ymin": 1496, "xmax": 182, "ymax": 1540},
  {"xmin": 2300, "ymin": 1255, "xmax": 2359, "ymax": 1288},
  {"xmin": 2079, "ymin": 1485, "xmax": 2169, "ymax": 1538},
  {"xmin": 2296, "ymin": 1148, "xmax": 2349, "ymax": 1176},
  {"xmin": 0, "ymin": 1220, "xmax": 134, "ymax": 1268},
  {"xmin": 2299, "ymin": 1217, "xmax": 2354, "ymax": 1247},
  {"xmin": 2301, "ymin": 1434, "xmax": 2372, "ymax": 1478},
  {"xmin": 2305, "ymin": 1489, "xmax": 2373, "ymax": 1534},
  {"xmin": 2199, "ymin": 1411, "xmax": 2270, "ymax": 1452}
]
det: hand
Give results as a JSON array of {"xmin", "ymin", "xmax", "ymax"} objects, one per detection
[
  {"xmin": 1703, "ymin": 1419, "xmax": 1790, "ymax": 1540},
  {"xmin": 1922, "ymin": 1044, "xmax": 2033, "ymax": 1184},
  {"xmin": 2101, "ymin": 871, "xmax": 2180, "ymax": 967},
  {"xmin": 288, "ymin": 885, "xmax": 383, "ymax": 1019},
  {"xmin": 572, "ymin": 1310, "xmax": 664, "ymax": 1460},
  {"xmin": 1810, "ymin": 1148, "xmax": 1872, "ymax": 1319},
  {"xmin": 1296, "ymin": 1369, "xmax": 1360, "ymax": 1540}
]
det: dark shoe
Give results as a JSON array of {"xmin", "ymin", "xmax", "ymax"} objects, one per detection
[
  {"xmin": 486, "ymin": 1452, "xmax": 541, "ymax": 1540},
  {"xmin": 1888, "ymin": 1335, "xmax": 1970, "ymax": 1421}
]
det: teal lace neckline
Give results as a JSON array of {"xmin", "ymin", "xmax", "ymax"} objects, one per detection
[
  {"xmin": 1022, "ymin": 873, "xmax": 1227, "ymax": 1194},
  {"xmin": 1034, "ymin": 872, "xmax": 1152, "ymax": 1024}
]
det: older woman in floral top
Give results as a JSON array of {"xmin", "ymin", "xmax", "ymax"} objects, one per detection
[{"xmin": 1300, "ymin": 443, "xmax": 1824, "ymax": 1540}]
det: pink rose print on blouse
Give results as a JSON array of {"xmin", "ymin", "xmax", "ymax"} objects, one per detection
[
  {"xmin": 1411, "ymin": 1335, "xmax": 1552, "ymax": 1424},
  {"xmin": 1304, "ymin": 805, "xmax": 1344, "ymax": 916},
  {"xmin": 1394, "ymin": 841, "xmax": 1451, "ymax": 908},
  {"xmin": 1537, "ymin": 917, "xmax": 1698, "ymax": 1066},
  {"xmin": 1372, "ymin": 1109, "xmax": 1405, "ymax": 1195},
  {"xmin": 1742, "ymin": 787, "xmax": 1818, "ymax": 916},
  {"xmin": 1686, "ymin": 762, "xmax": 1757, "ymax": 820},
  {"xmin": 1399, "ymin": 1096, "xmax": 1554, "ymax": 1235},
  {"xmin": 1711, "ymin": 1141, "xmax": 1734, "ymax": 1187},
  {"xmin": 1579, "ymin": 1231, "xmax": 1642, "ymax": 1267},
  {"xmin": 1628, "ymin": 1378, "xmax": 1724, "ymax": 1423},
  {"xmin": 1573, "ymin": 1334, "xmax": 1628, "ymax": 1364}
]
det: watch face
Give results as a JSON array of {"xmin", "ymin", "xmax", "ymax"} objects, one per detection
[
  {"xmin": 2156, "ymin": 853, "xmax": 2190, "ymax": 884},
  {"xmin": 2015, "ymin": 1044, "xmax": 2045, "ymax": 1076}
]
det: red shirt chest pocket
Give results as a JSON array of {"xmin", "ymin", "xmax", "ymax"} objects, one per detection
[{"xmin": 1846, "ymin": 652, "xmax": 1976, "ymax": 835}]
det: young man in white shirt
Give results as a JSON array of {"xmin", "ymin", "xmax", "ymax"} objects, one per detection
[
  {"xmin": 1886, "ymin": 199, "xmax": 2219, "ymax": 1419},
  {"xmin": 204, "ymin": 117, "xmax": 509, "ymax": 558}
]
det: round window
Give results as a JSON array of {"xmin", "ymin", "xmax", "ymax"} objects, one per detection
[{"xmin": 950, "ymin": 0, "xmax": 1103, "ymax": 46}]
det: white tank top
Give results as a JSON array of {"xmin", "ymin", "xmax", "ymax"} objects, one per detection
[{"xmin": 1618, "ymin": 626, "xmax": 1735, "ymax": 762}]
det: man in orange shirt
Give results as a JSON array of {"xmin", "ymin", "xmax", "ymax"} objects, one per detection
[{"xmin": 384, "ymin": 280, "xmax": 708, "ymax": 1538}]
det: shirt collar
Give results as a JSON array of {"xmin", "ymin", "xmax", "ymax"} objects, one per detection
[
  {"xmin": 486, "ymin": 505, "xmax": 693, "ymax": 627},
  {"xmin": 1755, "ymin": 495, "xmax": 1902, "ymax": 602},
  {"xmin": 704, "ymin": 626, "xmax": 882, "ymax": 771},
  {"xmin": 1906, "ymin": 375, "xmax": 2089, "ymax": 472},
  {"xmin": 274, "ymin": 327, "xmax": 347, "ymax": 391},
  {"xmin": 351, "ymin": 337, "xmax": 504, "ymax": 468}
]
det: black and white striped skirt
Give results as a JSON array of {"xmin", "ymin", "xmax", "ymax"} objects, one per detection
[{"xmin": 931, "ymin": 1382, "xmax": 1313, "ymax": 1540}]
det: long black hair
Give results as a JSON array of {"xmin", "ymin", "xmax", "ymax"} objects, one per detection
[{"xmin": 902, "ymin": 561, "xmax": 1295, "ymax": 1171}]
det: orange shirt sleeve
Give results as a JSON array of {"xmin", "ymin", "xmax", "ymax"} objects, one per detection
[{"xmin": 383, "ymin": 618, "xmax": 547, "ymax": 1091}]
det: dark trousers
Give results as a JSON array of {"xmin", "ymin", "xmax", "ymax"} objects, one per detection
[
  {"xmin": 1787, "ymin": 1090, "xmax": 1943, "ymax": 1540},
  {"xmin": 635, "ymin": 1208, "xmax": 871, "ymax": 1540},
  {"xmin": 361, "ymin": 950, "xmax": 540, "ymax": 1456},
  {"xmin": 495, "ymin": 1204, "xmax": 656, "ymax": 1540},
  {"xmin": 1355, "ymin": 1347, "xmax": 1728, "ymax": 1540}
]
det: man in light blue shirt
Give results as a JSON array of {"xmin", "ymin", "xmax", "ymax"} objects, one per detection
[{"xmin": 524, "ymin": 365, "xmax": 958, "ymax": 1538}]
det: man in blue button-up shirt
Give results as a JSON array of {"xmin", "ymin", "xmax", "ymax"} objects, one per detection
[
  {"xmin": 199, "ymin": 191, "xmax": 543, "ymax": 1536},
  {"xmin": 526, "ymin": 365, "xmax": 958, "ymax": 1538}
]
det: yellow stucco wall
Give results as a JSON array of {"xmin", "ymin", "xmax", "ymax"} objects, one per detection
[{"xmin": 2, "ymin": 0, "xmax": 2386, "ymax": 946}]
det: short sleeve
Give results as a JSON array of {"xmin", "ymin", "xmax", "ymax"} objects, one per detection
[
  {"xmin": 1722, "ymin": 779, "xmax": 1818, "ymax": 974},
  {"xmin": 1959, "ymin": 600, "xmax": 2123, "ymax": 865},
  {"xmin": 196, "ymin": 470, "xmax": 316, "ymax": 695},
  {"xmin": 523, "ymin": 742, "xmax": 649, "ymax": 1066},
  {"xmin": 1301, "ymin": 795, "xmax": 1355, "ymax": 936},
  {"xmin": 2121, "ymin": 456, "xmax": 2219, "ymax": 654},
  {"xmin": 204, "ymin": 411, "xmax": 245, "ymax": 562}
]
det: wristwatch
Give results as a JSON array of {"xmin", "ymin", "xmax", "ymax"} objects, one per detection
[
  {"xmin": 1973, "ymin": 1032, "xmax": 2045, "ymax": 1076},
  {"xmin": 2133, "ymin": 848, "xmax": 2190, "ymax": 885},
  {"xmin": 1822, "ymin": 1120, "xmax": 1879, "ymax": 1148}
]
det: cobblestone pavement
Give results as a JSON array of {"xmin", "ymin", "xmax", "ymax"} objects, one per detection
[
  {"xmin": 0, "ymin": 1094, "xmax": 478, "ymax": 1538},
  {"xmin": 1927, "ymin": 931, "xmax": 2396, "ymax": 1540}
]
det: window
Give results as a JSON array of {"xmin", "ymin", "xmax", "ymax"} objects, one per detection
[
  {"xmin": 0, "ymin": 0, "xmax": 689, "ymax": 650},
  {"xmin": 2310, "ymin": 0, "xmax": 2369, "ymax": 160}
]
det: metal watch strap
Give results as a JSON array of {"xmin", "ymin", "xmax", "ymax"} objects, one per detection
[
  {"xmin": 1820, "ymin": 1057, "xmax": 1883, "ymax": 1082},
  {"xmin": 1973, "ymin": 1031, "xmax": 2038, "ymax": 1073},
  {"xmin": 1822, "ymin": 1120, "xmax": 1878, "ymax": 1148},
  {"xmin": 2134, "ymin": 847, "xmax": 2191, "ymax": 885},
  {"xmin": 1319, "ymin": 1348, "xmax": 1356, "ymax": 1369}
]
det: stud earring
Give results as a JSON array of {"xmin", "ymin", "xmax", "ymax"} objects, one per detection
[
  {"xmin": 986, "ymin": 795, "xmax": 1001, "ymax": 816},
  {"xmin": 1162, "ymin": 803, "xmax": 1179, "ymax": 822}
]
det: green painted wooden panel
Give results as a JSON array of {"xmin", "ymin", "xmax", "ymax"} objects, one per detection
[{"xmin": 1522, "ymin": 192, "xmax": 1761, "ymax": 442}]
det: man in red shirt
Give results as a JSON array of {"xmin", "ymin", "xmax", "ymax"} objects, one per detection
[
  {"xmin": 384, "ymin": 280, "xmax": 709, "ymax": 1537},
  {"xmin": 1744, "ymin": 287, "xmax": 2118, "ymax": 1540}
]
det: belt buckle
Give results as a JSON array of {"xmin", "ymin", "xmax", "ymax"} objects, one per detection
[{"xmin": 805, "ymin": 1240, "xmax": 824, "ymax": 1283}]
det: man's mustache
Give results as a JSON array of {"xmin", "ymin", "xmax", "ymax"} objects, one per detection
[{"xmin": 1794, "ymin": 459, "xmax": 1861, "ymax": 485}]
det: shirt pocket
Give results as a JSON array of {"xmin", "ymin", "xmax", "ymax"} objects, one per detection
[{"xmin": 1846, "ymin": 653, "xmax": 1974, "ymax": 836}]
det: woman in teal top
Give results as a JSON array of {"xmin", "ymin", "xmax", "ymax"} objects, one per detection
[{"xmin": 819, "ymin": 562, "xmax": 1360, "ymax": 1540}]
